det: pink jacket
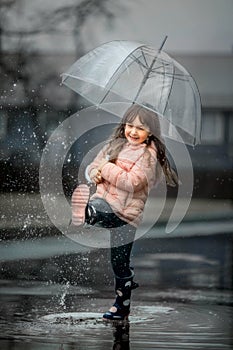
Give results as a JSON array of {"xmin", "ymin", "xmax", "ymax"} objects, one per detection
[{"xmin": 88, "ymin": 142, "xmax": 159, "ymax": 227}]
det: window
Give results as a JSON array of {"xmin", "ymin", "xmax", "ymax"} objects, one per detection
[
  {"xmin": 0, "ymin": 112, "xmax": 8, "ymax": 140},
  {"xmin": 228, "ymin": 114, "xmax": 233, "ymax": 144},
  {"xmin": 228, "ymin": 113, "xmax": 233, "ymax": 157},
  {"xmin": 201, "ymin": 111, "xmax": 224, "ymax": 145}
]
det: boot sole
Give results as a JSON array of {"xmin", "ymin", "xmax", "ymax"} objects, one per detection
[
  {"xmin": 102, "ymin": 313, "xmax": 129, "ymax": 322},
  {"xmin": 71, "ymin": 184, "xmax": 90, "ymax": 226},
  {"xmin": 102, "ymin": 316, "xmax": 129, "ymax": 324}
]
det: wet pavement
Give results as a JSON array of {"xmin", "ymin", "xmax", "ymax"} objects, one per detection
[
  {"xmin": 0, "ymin": 195, "xmax": 233, "ymax": 349},
  {"xmin": 0, "ymin": 232, "xmax": 233, "ymax": 349},
  {"xmin": 0, "ymin": 267, "xmax": 233, "ymax": 350}
]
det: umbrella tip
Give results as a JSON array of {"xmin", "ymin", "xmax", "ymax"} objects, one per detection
[{"xmin": 159, "ymin": 35, "xmax": 168, "ymax": 52}]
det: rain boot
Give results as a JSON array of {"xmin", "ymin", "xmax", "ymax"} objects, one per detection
[
  {"xmin": 71, "ymin": 184, "xmax": 90, "ymax": 226},
  {"xmin": 71, "ymin": 186, "xmax": 126, "ymax": 228},
  {"xmin": 103, "ymin": 271, "xmax": 139, "ymax": 321}
]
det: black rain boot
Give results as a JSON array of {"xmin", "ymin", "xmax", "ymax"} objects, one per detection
[
  {"xmin": 71, "ymin": 187, "xmax": 124, "ymax": 228},
  {"xmin": 103, "ymin": 271, "xmax": 139, "ymax": 321}
]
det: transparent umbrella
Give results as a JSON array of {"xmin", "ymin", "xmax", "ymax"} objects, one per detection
[{"xmin": 61, "ymin": 39, "xmax": 201, "ymax": 145}]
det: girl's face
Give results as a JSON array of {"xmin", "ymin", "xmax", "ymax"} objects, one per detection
[{"xmin": 124, "ymin": 116, "xmax": 150, "ymax": 145}]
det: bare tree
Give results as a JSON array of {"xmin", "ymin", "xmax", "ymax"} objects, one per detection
[
  {"xmin": 0, "ymin": 0, "xmax": 127, "ymax": 191},
  {"xmin": 40, "ymin": 0, "xmax": 120, "ymax": 56},
  {"xmin": 0, "ymin": 0, "xmax": 125, "ymax": 108}
]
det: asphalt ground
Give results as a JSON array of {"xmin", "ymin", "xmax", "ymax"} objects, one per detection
[{"xmin": 0, "ymin": 192, "xmax": 232, "ymax": 349}]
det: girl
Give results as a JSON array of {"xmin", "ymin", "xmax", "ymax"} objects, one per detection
[{"xmin": 71, "ymin": 104, "xmax": 178, "ymax": 321}]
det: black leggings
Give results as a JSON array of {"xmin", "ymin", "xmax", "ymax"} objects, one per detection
[
  {"xmin": 88, "ymin": 198, "xmax": 136, "ymax": 278},
  {"xmin": 110, "ymin": 225, "xmax": 136, "ymax": 278}
]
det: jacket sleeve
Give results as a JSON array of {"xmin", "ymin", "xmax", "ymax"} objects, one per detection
[
  {"xmin": 87, "ymin": 147, "xmax": 107, "ymax": 179},
  {"xmin": 101, "ymin": 148, "xmax": 157, "ymax": 192}
]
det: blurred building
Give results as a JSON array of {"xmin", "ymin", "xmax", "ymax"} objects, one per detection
[{"xmin": 0, "ymin": 0, "xmax": 232, "ymax": 198}]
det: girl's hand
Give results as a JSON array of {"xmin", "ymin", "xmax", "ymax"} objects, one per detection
[
  {"xmin": 90, "ymin": 168, "xmax": 103, "ymax": 184},
  {"xmin": 89, "ymin": 159, "xmax": 108, "ymax": 184}
]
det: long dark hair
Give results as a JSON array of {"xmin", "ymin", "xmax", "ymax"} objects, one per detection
[{"xmin": 104, "ymin": 104, "xmax": 179, "ymax": 187}]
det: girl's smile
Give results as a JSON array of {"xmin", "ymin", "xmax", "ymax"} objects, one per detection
[{"xmin": 125, "ymin": 116, "xmax": 150, "ymax": 145}]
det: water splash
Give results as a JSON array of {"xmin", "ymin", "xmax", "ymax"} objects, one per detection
[{"xmin": 59, "ymin": 281, "xmax": 70, "ymax": 309}]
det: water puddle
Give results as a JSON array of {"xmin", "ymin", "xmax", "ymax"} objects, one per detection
[
  {"xmin": 40, "ymin": 305, "xmax": 174, "ymax": 327},
  {"xmin": 0, "ymin": 293, "xmax": 232, "ymax": 350}
]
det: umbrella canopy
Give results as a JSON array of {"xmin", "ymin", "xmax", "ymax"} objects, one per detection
[{"xmin": 61, "ymin": 40, "xmax": 201, "ymax": 145}]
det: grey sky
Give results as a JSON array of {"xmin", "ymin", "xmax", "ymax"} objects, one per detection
[
  {"xmin": 84, "ymin": 0, "xmax": 233, "ymax": 54},
  {"xmin": 5, "ymin": 0, "xmax": 233, "ymax": 54}
]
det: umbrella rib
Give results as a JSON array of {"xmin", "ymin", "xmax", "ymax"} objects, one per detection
[
  {"xmin": 150, "ymin": 71, "xmax": 190, "ymax": 82},
  {"xmin": 160, "ymin": 64, "xmax": 175, "ymax": 115},
  {"xmin": 152, "ymin": 61, "xmax": 170, "ymax": 115},
  {"xmin": 130, "ymin": 54, "xmax": 149, "ymax": 70},
  {"xmin": 150, "ymin": 62, "xmax": 193, "ymax": 80},
  {"xmin": 134, "ymin": 53, "xmax": 163, "ymax": 102},
  {"xmin": 98, "ymin": 45, "xmax": 147, "ymax": 104},
  {"xmin": 130, "ymin": 47, "xmax": 152, "ymax": 70},
  {"xmin": 141, "ymin": 50, "xmax": 150, "ymax": 68}
]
